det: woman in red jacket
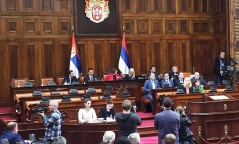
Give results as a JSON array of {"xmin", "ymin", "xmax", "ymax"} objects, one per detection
[{"xmin": 106, "ymin": 68, "xmax": 122, "ymax": 81}]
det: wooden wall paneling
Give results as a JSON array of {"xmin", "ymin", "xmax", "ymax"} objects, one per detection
[
  {"xmin": 179, "ymin": 40, "xmax": 191, "ymax": 72},
  {"xmin": 137, "ymin": 19, "xmax": 149, "ymax": 34},
  {"xmin": 152, "ymin": 41, "xmax": 163, "ymax": 74},
  {"xmin": 5, "ymin": 18, "xmax": 20, "ymax": 36},
  {"xmin": 59, "ymin": 40, "xmax": 70, "ymax": 77},
  {"xmin": 178, "ymin": 0, "xmax": 191, "ymax": 14},
  {"xmin": 136, "ymin": 0, "xmax": 148, "ymax": 13},
  {"xmin": 26, "ymin": 42, "xmax": 36, "ymax": 80},
  {"xmin": 43, "ymin": 41, "xmax": 54, "ymax": 77},
  {"xmin": 57, "ymin": 18, "xmax": 70, "ymax": 35},
  {"xmin": 164, "ymin": 0, "xmax": 176, "ymax": 14},
  {"xmin": 165, "ymin": 19, "xmax": 176, "ymax": 34},
  {"xmin": 123, "ymin": 19, "xmax": 134, "ymax": 34},
  {"xmin": 93, "ymin": 41, "xmax": 103, "ymax": 76},
  {"xmin": 41, "ymin": 18, "xmax": 55, "ymax": 35},
  {"xmin": 201, "ymin": 0, "xmax": 209, "ymax": 13},
  {"xmin": 17, "ymin": 42, "xmax": 28, "ymax": 78},
  {"xmin": 121, "ymin": 0, "xmax": 133, "ymax": 13},
  {"xmin": 150, "ymin": 19, "xmax": 162, "ymax": 35},
  {"xmin": 9, "ymin": 42, "xmax": 18, "ymax": 79},
  {"xmin": 179, "ymin": 20, "xmax": 189, "ymax": 34},
  {"xmin": 126, "ymin": 41, "xmax": 134, "ymax": 71},
  {"xmin": 20, "ymin": 0, "xmax": 37, "ymax": 12},
  {"xmin": 165, "ymin": 40, "xmax": 177, "ymax": 72},
  {"xmin": 39, "ymin": 0, "xmax": 54, "ymax": 12},
  {"xmin": 159, "ymin": 40, "xmax": 168, "ymax": 73},
  {"xmin": 0, "ymin": 42, "xmax": 11, "ymax": 106},
  {"xmin": 23, "ymin": 18, "xmax": 38, "ymax": 36},
  {"xmin": 56, "ymin": 0, "xmax": 70, "ymax": 12},
  {"xmin": 152, "ymin": 0, "xmax": 162, "ymax": 13}
]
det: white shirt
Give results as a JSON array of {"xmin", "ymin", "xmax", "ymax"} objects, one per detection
[
  {"xmin": 151, "ymin": 80, "xmax": 155, "ymax": 89},
  {"xmin": 78, "ymin": 108, "xmax": 97, "ymax": 123}
]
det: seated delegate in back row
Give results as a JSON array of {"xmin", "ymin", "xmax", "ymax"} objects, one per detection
[
  {"xmin": 107, "ymin": 68, "xmax": 122, "ymax": 81},
  {"xmin": 161, "ymin": 73, "xmax": 174, "ymax": 88},
  {"xmin": 169, "ymin": 66, "xmax": 179, "ymax": 81},
  {"xmin": 99, "ymin": 99, "xmax": 115, "ymax": 120},
  {"xmin": 78, "ymin": 99, "xmax": 97, "ymax": 123},
  {"xmin": 62, "ymin": 70, "xmax": 79, "ymax": 85},
  {"xmin": 191, "ymin": 72, "xmax": 207, "ymax": 86},
  {"xmin": 123, "ymin": 68, "xmax": 136, "ymax": 80},
  {"xmin": 192, "ymin": 79, "xmax": 205, "ymax": 93},
  {"xmin": 146, "ymin": 65, "xmax": 159, "ymax": 79},
  {"xmin": 182, "ymin": 77, "xmax": 193, "ymax": 94},
  {"xmin": 84, "ymin": 68, "xmax": 98, "ymax": 83}
]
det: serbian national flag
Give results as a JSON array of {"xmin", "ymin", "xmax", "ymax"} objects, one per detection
[
  {"xmin": 69, "ymin": 32, "xmax": 82, "ymax": 78},
  {"xmin": 118, "ymin": 33, "xmax": 130, "ymax": 74}
]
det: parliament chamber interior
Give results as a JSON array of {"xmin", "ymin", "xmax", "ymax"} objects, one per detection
[{"xmin": 0, "ymin": 0, "xmax": 239, "ymax": 144}]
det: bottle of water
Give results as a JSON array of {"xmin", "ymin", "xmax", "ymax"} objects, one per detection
[
  {"xmin": 17, "ymin": 83, "xmax": 20, "ymax": 87},
  {"xmin": 41, "ymin": 82, "xmax": 44, "ymax": 86}
]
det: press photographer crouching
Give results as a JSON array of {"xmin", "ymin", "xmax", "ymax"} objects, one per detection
[{"xmin": 38, "ymin": 100, "xmax": 62, "ymax": 144}]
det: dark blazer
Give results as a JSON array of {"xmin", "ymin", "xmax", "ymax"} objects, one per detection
[
  {"xmin": 214, "ymin": 57, "xmax": 227, "ymax": 75},
  {"xmin": 98, "ymin": 106, "xmax": 115, "ymax": 120},
  {"xmin": 175, "ymin": 78, "xmax": 184, "ymax": 88},
  {"xmin": 84, "ymin": 74, "xmax": 98, "ymax": 83},
  {"xmin": 62, "ymin": 76, "xmax": 79, "ymax": 85},
  {"xmin": 154, "ymin": 109, "xmax": 180, "ymax": 142},
  {"xmin": 169, "ymin": 71, "xmax": 179, "ymax": 80},
  {"xmin": 144, "ymin": 79, "xmax": 160, "ymax": 96},
  {"xmin": 146, "ymin": 72, "xmax": 159, "ymax": 80},
  {"xmin": 160, "ymin": 79, "xmax": 174, "ymax": 88},
  {"xmin": 191, "ymin": 77, "xmax": 207, "ymax": 86},
  {"xmin": 124, "ymin": 74, "xmax": 136, "ymax": 80},
  {"xmin": 179, "ymin": 115, "xmax": 193, "ymax": 141},
  {"xmin": 182, "ymin": 87, "xmax": 193, "ymax": 93},
  {"xmin": 0, "ymin": 131, "xmax": 26, "ymax": 144}
]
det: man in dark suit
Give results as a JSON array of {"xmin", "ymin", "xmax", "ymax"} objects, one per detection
[
  {"xmin": 146, "ymin": 66, "xmax": 159, "ymax": 80},
  {"xmin": 144, "ymin": 73, "xmax": 160, "ymax": 108},
  {"xmin": 154, "ymin": 97, "xmax": 180, "ymax": 144},
  {"xmin": 0, "ymin": 122, "xmax": 31, "ymax": 144},
  {"xmin": 161, "ymin": 73, "xmax": 174, "ymax": 88},
  {"xmin": 62, "ymin": 70, "xmax": 79, "ymax": 85},
  {"xmin": 214, "ymin": 51, "xmax": 227, "ymax": 85},
  {"xmin": 174, "ymin": 72, "xmax": 184, "ymax": 88},
  {"xmin": 84, "ymin": 68, "xmax": 98, "ymax": 83},
  {"xmin": 191, "ymin": 72, "xmax": 207, "ymax": 86}
]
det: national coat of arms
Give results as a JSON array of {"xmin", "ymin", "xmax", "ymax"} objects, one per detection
[{"xmin": 85, "ymin": 0, "xmax": 110, "ymax": 23}]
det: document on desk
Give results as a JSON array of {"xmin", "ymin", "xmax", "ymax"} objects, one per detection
[{"xmin": 209, "ymin": 95, "xmax": 229, "ymax": 100}]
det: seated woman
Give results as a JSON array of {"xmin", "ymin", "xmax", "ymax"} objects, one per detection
[
  {"xmin": 106, "ymin": 68, "xmax": 122, "ymax": 81},
  {"xmin": 182, "ymin": 77, "xmax": 193, "ymax": 94},
  {"xmin": 99, "ymin": 99, "xmax": 115, "ymax": 120},
  {"xmin": 192, "ymin": 79, "xmax": 205, "ymax": 93},
  {"xmin": 124, "ymin": 68, "xmax": 136, "ymax": 80},
  {"xmin": 176, "ymin": 106, "xmax": 195, "ymax": 144},
  {"xmin": 78, "ymin": 99, "xmax": 97, "ymax": 123}
]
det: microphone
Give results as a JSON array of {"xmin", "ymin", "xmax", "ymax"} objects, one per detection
[
  {"xmin": 101, "ymin": 80, "xmax": 114, "ymax": 92},
  {"xmin": 33, "ymin": 86, "xmax": 47, "ymax": 96},
  {"xmin": 69, "ymin": 83, "xmax": 78, "ymax": 94}
]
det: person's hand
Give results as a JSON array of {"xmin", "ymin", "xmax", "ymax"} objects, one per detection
[
  {"xmin": 38, "ymin": 112, "xmax": 44, "ymax": 117},
  {"xmin": 25, "ymin": 140, "xmax": 32, "ymax": 144}
]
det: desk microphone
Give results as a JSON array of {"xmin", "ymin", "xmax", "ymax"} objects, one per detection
[
  {"xmin": 33, "ymin": 86, "xmax": 46, "ymax": 96},
  {"xmin": 101, "ymin": 80, "xmax": 114, "ymax": 91},
  {"xmin": 69, "ymin": 83, "xmax": 78, "ymax": 94}
]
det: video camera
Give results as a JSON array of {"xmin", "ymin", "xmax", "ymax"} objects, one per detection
[{"xmin": 31, "ymin": 103, "xmax": 49, "ymax": 113}]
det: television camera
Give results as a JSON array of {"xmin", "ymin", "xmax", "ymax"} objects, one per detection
[{"xmin": 223, "ymin": 58, "xmax": 238, "ymax": 86}]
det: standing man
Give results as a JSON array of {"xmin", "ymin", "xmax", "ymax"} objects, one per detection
[
  {"xmin": 214, "ymin": 51, "xmax": 227, "ymax": 85},
  {"xmin": 39, "ymin": 100, "xmax": 62, "ymax": 144},
  {"xmin": 144, "ymin": 73, "xmax": 160, "ymax": 108},
  {"xmin": 84, "ymin": 68, "xmax": 98, "ymax": 83},
  {"xmin": 146, "ymin": 66, "xmax": 159, "ymax": 79},
  {"xmin": 62, "ymin": 70, "xmax": 79, "ymax": 85},
  {"xmin": 0, "ymin": 122, "xmax": 31, "ymax": 144},
  {"xmin": 115, "ymin": 100, "xmax": 141, "ymax": 138},
  {"xmin": 154, "ymin": 97, "xmax": 180, "ymax": 144}
]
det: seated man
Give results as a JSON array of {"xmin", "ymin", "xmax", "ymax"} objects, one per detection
[
  {"xmin": 128, "ymin": 133, "xmax": 140, "ymax": 144},
  {"xmin": 146, "ymin": 66, "xmax": 159, "ymax": 80},
  {"xmin": 0, "ymin": 122, "xmax": 31, "ymax": 144},
  {"xmin": 84, "ymin": 68, "xmax": 98, "ymax": 83},
  {"xmin": 100, "ymin": 131, "xmax": 115, "ymax": 144},
  {"xmin": 161, "ymin": 73, "xmax": 174, "ymax": 88},
  {"xmin": 175, "ymin": 72, "xmax": 184, "ymax": 88},
  {"xmin": 62, "ymin": 70, "xmax": 79, "ymax": 85},
  {"xmin": 144, "ymin": 73, "xmax": 160, "ymax": 108},
  {"xmin": 99, "ymin": 99, "xmax": 115, "ymax": 120},
  {"xmin": 191, "ymin": 72, "xmax": 207, "ymax": 86}
]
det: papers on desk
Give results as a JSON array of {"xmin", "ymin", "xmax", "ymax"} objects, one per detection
[{"xmin": 209, "ymin": 95, "xmax": 230, "ymax": 100}]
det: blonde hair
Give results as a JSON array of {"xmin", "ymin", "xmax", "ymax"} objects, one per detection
[
  {"xmin": 176, "ymin": 106, "xmax": 183, "ymax": 114},
  {"xmin": 172, "ymin": 66, "xmax": 177, "ymax": 70},
  {"xmin": 129, "ymin": 68, "xmax": 135, "ymax": 78},
  {"xmin": 183, "ymin": 77, "xmax": 192, "ymax": 88}
]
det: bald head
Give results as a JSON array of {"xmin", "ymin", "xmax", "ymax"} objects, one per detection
[
  {"xmin": 164, "ymin": 134, "xmax": 176, "ymax": 144},
  {"xmin": 6, "ymin": 122, "xmax": 18, "ymax": 133},
  {"xmin": 194, "ymin": 72, "xmax": 200, "ymax": 79}
]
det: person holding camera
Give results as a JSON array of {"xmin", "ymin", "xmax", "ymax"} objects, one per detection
[
  {"xmin": 38, "ymin": 100, "xmax": 62, "ymax": 144},
  {"xmin": 176, "ymin": 106, "xmax": 195, "ymax": 144}
]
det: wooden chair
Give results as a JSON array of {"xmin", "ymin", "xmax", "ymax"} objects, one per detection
[
  {"xmin": 80, "ymin": 76, "xmax": 84, "ymax": 84},
  {"xmin": 12, "ymin": 78, "xmax": 28, "ymax": 88},
  {"xmin": 57, "ymin": 77, "xmax": 64, "ymax": 85},
  {"xmin": 40, "ymin": 77, "xmax": 54, "ymax": 86},
  {"xmin": 141, "ymin": 87, "xmax": 150, "ymax": 112},
  {"xmin": 183, "ymin": 72, "xmax": 192, "ymax": 77}
]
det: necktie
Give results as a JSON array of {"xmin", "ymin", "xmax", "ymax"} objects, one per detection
[
  {"xmin": 90, "ymin": 77, "xmax": 92, "ymax": 82},
  {"xmin": 70, "ymin": 78, "xmax": 71, "ymax": 84}
]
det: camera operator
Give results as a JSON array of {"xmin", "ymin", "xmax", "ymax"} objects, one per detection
[
  {"xmin": 38, "ymin": 100, "xmax": 62, "ymax": 144},
  {"xmin": 214, "ymin": 51, "xmax": 227, "ymax": 85}
]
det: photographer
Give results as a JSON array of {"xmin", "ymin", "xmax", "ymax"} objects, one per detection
[
  {"xmin": 176, "ymin": 106, "xmax": 195, "ymax": 144},
  {"xmin": 38, "ymin": 100, "xmax": 62, "ymax": 144}
]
